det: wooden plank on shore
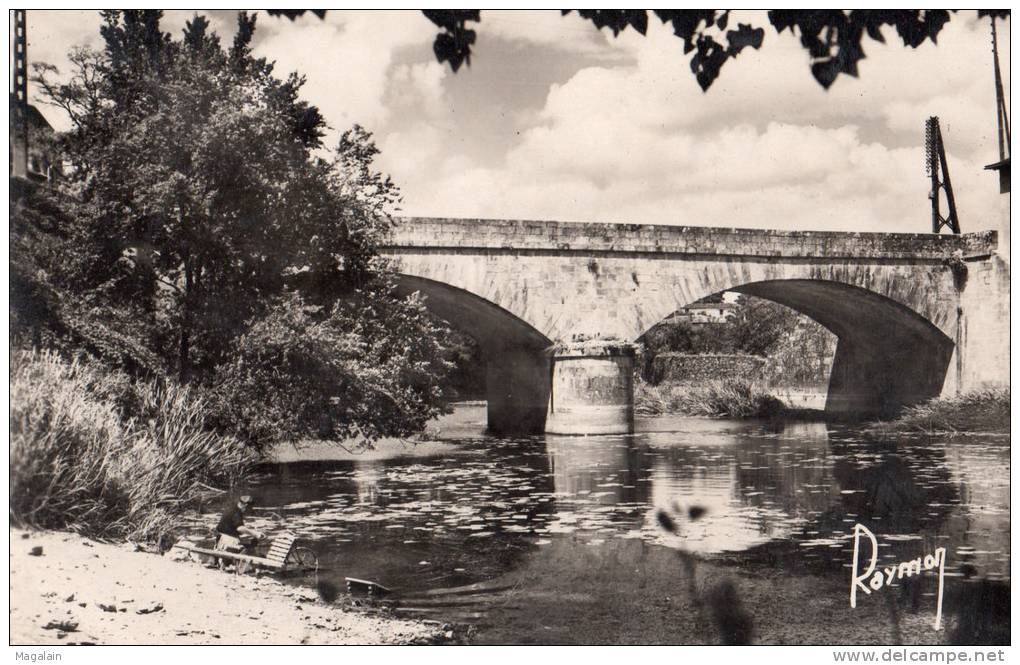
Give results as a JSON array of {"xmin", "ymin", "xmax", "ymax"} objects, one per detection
[
  {"xmin": 172, "ymin": 543, "xmax": 285, "ymax": 569},
  {"xmin": 345, "ymin": 577, "xmax": 392, "ymax": 594}
]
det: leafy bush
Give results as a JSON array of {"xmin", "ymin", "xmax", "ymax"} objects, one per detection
[
  {"xmin": 10, "ymin": 349, "xmax": 254, "ymax": 542},
  {"xmin": 635, "ymin": 379, "xmax": 785, "ymax": 419},
  {"xmin": 867, "ymin": 388, "xmax": 1010, "ymax": 435},
  {"xmin": 210, "ymin": 288, "xmax": 453, "ymax": 451}
]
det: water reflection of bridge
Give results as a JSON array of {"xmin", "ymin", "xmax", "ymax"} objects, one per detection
[
  {"xmin": 544, "ymin": 421, "xmax": 840, "ymax": 553},
  {"xmin": 541, "ymin": 419, "xmax": 1006, "ymax": 578}
]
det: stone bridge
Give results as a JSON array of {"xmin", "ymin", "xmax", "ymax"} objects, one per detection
[{"xmin": 381, "ymin": 218, "xmax": 1009, "ymax": 435}]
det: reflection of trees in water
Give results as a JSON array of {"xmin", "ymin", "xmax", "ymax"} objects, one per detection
[
  {"xmin": 826, "ymin": 437, "xmax": 957, "ymax": 533},
  {"xmin": 637, "ymin": 423, "xmax": 831, "ymax": 553},
  {"xmin": 937, "ymin": 442, "xmax": 1011, "ymax": 576},
  {"xmin": 826, "ymin": 437, "xmax": 1009, "ymax": 646},
  {"xmin": 948, "ymin": 577, "xmax": 1010, "ymax": 645},
  {"xmin": 641, "ymin": 421, "xmax": 836, "ymax": 550},
  {"xmin": 253, "ymin": 460, "xmax": 360, "ymax": 506},
  {"xmin": 732, "ymin": 431, "xmax": 1010, "ymax": 645},
  {"xmin": 253, "ymin": 447, "xmax": 561, "ymax": 585},
  {"xmin": 724, "ymin": 431, "xmax": 957, "ymax": 574}
]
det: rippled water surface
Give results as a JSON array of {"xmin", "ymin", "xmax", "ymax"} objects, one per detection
[{"xmin": 185, "ymin": 406, "xmax": 1010, "ymax": 644}]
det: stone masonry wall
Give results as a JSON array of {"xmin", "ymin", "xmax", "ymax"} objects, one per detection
[
  {"xmin": 651, "ymin": 353, "xmax": 766, "ymax": 386},
  {"xmin": 386, "ymin": 245, "xmax": 963, "ymax": 343},
  {"xmin": 390, "ymin": 217, "xmax": 996, "ymax": 260},
  {"xmin": 953, "ymin": 254, "xmax": 1011, "ymax": 393}
]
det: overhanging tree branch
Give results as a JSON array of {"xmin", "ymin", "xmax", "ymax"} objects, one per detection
[{"xmin": 267, "ymin": 9, "xmax": 1011, "ymax": 90}]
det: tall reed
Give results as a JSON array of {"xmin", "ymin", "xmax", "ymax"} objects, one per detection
[
  {"xmin": 867, "ymin": 387, "xmax": 1010, "ymax": 435},
  {"xmin": 635, "ymin": 379, "xmax": 785, "ymax": 419},
  {"xmin": 10, "ymin": 349, "xmax": 255, "ymax": 542}
]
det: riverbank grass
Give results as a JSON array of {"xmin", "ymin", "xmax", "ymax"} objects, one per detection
[
  {"xmin": 867, "ymin": 387, "xmax": 1010, "ymax": 435},
  {"xmin": 10, "ymin": 349, "xmax": 254, "ymax": 543},
  {"xmin": 635, "ymin": 379, "xmax": 785, "ymax": 419}
]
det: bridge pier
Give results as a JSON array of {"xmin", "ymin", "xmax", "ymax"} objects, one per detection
[
  {"xmin": 826, "ymin": 336, "xmax": 953, "ymax": 418},
  {"xmin": 545, "ymin": 341, "xmax": 637, "ymax": 435},
  {"xmin": 485, "ymin": 349, "xmax": 550, "ymax": 436}
]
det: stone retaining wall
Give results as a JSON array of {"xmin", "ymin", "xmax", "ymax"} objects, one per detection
[{"xmin": 650, "ymin": 353, "xmax": 767, "ymax": 385}]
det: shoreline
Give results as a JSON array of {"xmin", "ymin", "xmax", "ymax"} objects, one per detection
[{"xmin": 10, "ymin": 528, "xmax": 447, "ymax": 645}]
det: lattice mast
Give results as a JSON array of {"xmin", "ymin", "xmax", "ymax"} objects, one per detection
[
  {"xmin": 11, "ymin": 9, "xmax": 28, "ymax": 178},
  {"xmin": 926, "ymin": 117, "xmax": 960, "ymax": 235}
]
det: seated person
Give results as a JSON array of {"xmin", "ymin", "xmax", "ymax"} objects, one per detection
[{"xmin": 214, "ymin": 494, "xmax": 263, "ymax": 557}]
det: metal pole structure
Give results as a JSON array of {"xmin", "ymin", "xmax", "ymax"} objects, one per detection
[
  {"xmin": 12, "ymin": 9, "xmax": 29, "ymax": 178},
  {"xmin": 926, "ymin": 116, "xmax": 961, "ymax": 235},
  {"xmin": 926, "ymin": 117, "xmax": 940, "ymax": 232},
  {"xmin": 991, "ymin": 17, "xmax": 1010, "ymax": 161},
  {"xmin": 936, "ymin": 126, "xmax": 960, "ymax": 235}
]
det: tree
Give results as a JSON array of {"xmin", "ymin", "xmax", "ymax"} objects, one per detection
[
  {"xmin": 210, "ymin": 288, "xmax": 453, "ymax": 451},
  {"xmin": 31, "ymin": 10, "xmax": 454, "ymax": 448},
  {"xmin": 270, "ymin": 10, "xmax": 1010, "ymax": 91},
  {"xmin": 725, "ymin": 295, "xmax": 803, "ymax": 357},
  {"xmin": 639, "ymin": 294, "xmax": 838, "ymax": 385}
]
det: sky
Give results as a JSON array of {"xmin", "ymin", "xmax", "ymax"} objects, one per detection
[{"xmin": 21, "ymin": 9, "xmax": 1012, "ymax": 233}]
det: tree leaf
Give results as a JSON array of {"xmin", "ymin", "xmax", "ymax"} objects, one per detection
[{"xmin": 726, "ymin": 24, "xmax": 765, "ymax": 56}]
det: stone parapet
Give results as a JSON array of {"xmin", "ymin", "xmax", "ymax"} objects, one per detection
[{"xmin": 388, "ymin": 217, "xmax": 997, "ymax": 261}]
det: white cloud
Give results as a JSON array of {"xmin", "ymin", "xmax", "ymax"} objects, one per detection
[
  {"xmin": 378, "ymin": 122, "xmax": 443, "ymax": 180},
  {"xmin": 20, "ymin": 10, "xmax": 1010, "ymax": 235},
  {"xmin": 401, "ymin": 125, "xmax": 999, "ymax": 234},
  {"xmin": 386, "ymin": 61, "xmax": 448, "ymax": 117},
  {"xmin": 392, "ymin": 12, "xmax": 1008, "ymax": 233},
  {"xmin": 253, "ymin": 10, "xmax": 436, "ymax": 140},
  {"xmin": 476, "ymin": 10, "xmax": 617, "ymax": 57}
]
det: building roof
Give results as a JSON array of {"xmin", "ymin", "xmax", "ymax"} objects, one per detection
[
  {"xmin": 9, "ymin": 94, "xmax": 55, "ymax": 132},
  {"xmin": 683, "ymin": 302, "xmax": 738, "ymax": 310},
  {"xmin": 984, "ymin": 157, "xmax": 1010, "ymax": 171}
]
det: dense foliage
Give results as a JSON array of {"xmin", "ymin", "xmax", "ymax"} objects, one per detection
[
  {"xmin": 211, "ymin": 289, "xmax": 452, "ymax": 451},
  {"xmin": 634, "ymin": 379, "xmax": 785, "ymax": 419},
  {"xmin": 641, "ymin": 295, "xmax": 836, "ymax": 386},
  {"xmin": 27, "ymin": 10, "xmax": 454, "ymax": 448}
]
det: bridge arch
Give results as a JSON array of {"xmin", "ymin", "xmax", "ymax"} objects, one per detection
[
  {"xmin": 641, "ymin": 279, "xmax": 955, "ymax": 416},
  {"xmin": 392, "ymin": 274, "xmax": 552, "ymax": 435},
  {"xmin": 626, "ymin": 260, "xmax": 959, "ymax": 345},
  {"xmin": 393, "ymin": 274, "xmax": 551, "ymax": 352}
]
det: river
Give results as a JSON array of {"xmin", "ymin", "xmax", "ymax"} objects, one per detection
[{"xmin": 184, "ymin": 404, "xmax": 1010, "ymax": 644}]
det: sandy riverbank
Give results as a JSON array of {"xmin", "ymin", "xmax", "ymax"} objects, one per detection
[{"xmin": 10, "ymin": 528, "xmax": 445, "ymax": 645}]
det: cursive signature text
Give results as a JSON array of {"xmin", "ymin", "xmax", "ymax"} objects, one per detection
[{"xmin": 849, "ymin": 523, "xmax": 947, "ymax": 630}]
